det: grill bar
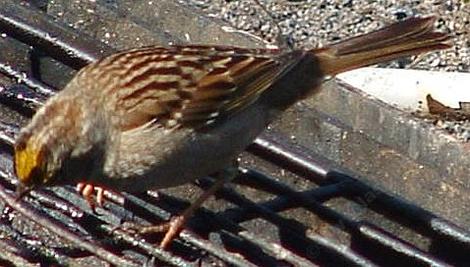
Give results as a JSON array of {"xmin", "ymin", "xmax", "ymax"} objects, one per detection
[
  {"xmin": 218, "ymin": 169, "xmax": 454, "ymax": 266},
  {"xmin": 0, "ymin": 237, "xmax": 38, "ymax": 266},
  {"xmin": 346, "ymin": 175, "xmax": 470, "ymax": 245},
  {"xmin": 196, "ymin": 177, "xmax": 355, "ymax": 265},
  {"xmin": 206, "ymin": 177, "xmax": 375, "ymax": 266},
  {"xmin": 249, "ymin": 135, "xmax": 470, "ymax": 265},
  {"xmin": 357, "ymin": 223, "xmax": 452, "ymax": 267},
  {"xmin": 103, "ymin": 226, "xmax": 194, "ymax": 267},
  {"xmin": 251, "ymin": 133, "xmax": 470, "ymax": 245},
  {"xmin": 0, "ymin": 181, "xmax": 140, "ymax": 267},
  {"xmin": 306, "ymin": 234, "xmax": 379, "ymax": 267},
  {"xmin": 0, "ymin": 0, "xmax": 108, "ymax": 69},
  {"xmin": 118, "ymin": 192, "xmax": 263, "ymax": 267},
  {"xmin": 126, "ymin": 180, "xmax": 317, "ymax": 266},
  {"xmin": 0, "ymin": 62, "xmax": 53, "ymax": 98},
  {"xmin": 250, "ymin": 136, "xmax": 329, "ymax": 183}
]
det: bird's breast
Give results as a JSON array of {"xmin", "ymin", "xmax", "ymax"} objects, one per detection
[{"xmin": 97, "ymin": 103, "xmax": 270, "ymax": 192}]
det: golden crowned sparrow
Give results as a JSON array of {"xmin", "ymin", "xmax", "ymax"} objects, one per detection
[{"xmin": 14, "ymin": 17, "xmax": 450, "ymax": 248}]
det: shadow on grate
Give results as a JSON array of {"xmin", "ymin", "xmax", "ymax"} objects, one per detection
[{"xmin": 0, "ymin": 1, "xmax": 468, "ymax": 266}]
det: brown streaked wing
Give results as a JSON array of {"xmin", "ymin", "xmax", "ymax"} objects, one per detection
[{"xmin": 111, "ymin": 45, "xmax": 304, "ymax": 130}]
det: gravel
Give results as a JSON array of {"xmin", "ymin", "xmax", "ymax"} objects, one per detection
[
  {"xmin": 182, "ymin": 0, "xmax": 469, "ymax": 72},
  {"xmin": 182, "ymin": 0, "xmax": 470, "ymax": 141}
]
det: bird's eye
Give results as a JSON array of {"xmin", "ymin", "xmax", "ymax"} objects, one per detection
[{"xmin": 15, "ymin": 139, "xmax": 27, "ymax": 151}]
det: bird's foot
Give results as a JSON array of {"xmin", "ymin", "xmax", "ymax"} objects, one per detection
[
  {"xmin": 121, "ymin": 163, "xmax": 239, "ymax": 249},
  {"xmin": 122, "ymin": 216, "xmax": 185, "ymax": 249},
  {"xmin": 76, "ymin": 182, "xmax": 112, "ymax": 211}
]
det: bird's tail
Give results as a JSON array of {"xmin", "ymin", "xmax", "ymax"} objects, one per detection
[{"xmin": 313, "ymin": 17, "xmax": 451, "ymax": 75}]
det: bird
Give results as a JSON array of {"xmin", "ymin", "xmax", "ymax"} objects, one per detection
[{"xmin": 13, "ymin": 16, "xmax": 450, "ymax": 248}]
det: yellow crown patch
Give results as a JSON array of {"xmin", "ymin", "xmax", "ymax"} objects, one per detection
[{"xmin": 14, "ymin": 142, "xmax": 43, "ymax": 185}]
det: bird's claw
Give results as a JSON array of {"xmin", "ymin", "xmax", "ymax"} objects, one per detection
[
  {"xmin": 118, "ymin": 216, "xmax": 183, "ymax": 249},
  {"xmin": 76, "ymin": 182, "xmax": 107, "ymax": 212}
]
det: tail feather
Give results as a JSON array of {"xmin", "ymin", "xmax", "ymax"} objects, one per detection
[{"xmin": 313, "ymin": 16, "xmax": 451, "ymax": 75}]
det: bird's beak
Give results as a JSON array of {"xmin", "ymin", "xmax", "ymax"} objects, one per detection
[{"xmin": 15, "ymin": 183, "xmax": 34, "ymax": 201}]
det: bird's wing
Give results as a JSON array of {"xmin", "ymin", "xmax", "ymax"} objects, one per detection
[{"xmin": 85, "ymin": 45, "xmax": 304, "ymax": 131}]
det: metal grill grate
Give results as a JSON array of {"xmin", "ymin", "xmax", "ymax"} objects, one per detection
[{"xmin": 0, "ymin": 1, "xmax": 468, "ymax": 266}]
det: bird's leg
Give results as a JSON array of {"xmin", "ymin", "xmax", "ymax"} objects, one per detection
[{"xmin": 137, "ymin": 164, "xmax": 239, "ymax": 249}]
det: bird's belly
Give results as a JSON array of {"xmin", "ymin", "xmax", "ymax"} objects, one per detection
[{"xmin": 100, "ymin": 104, "xmax": 271, "ymax": 192}]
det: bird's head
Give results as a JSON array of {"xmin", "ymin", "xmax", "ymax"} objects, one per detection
[{"xmin": 14, "ymin": 94, "xmax": 109, "ymax": 198}]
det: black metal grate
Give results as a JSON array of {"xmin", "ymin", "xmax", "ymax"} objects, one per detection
[{"xmin": 0, "ymin": 2, "xmax": 468, "ymax": 266}]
